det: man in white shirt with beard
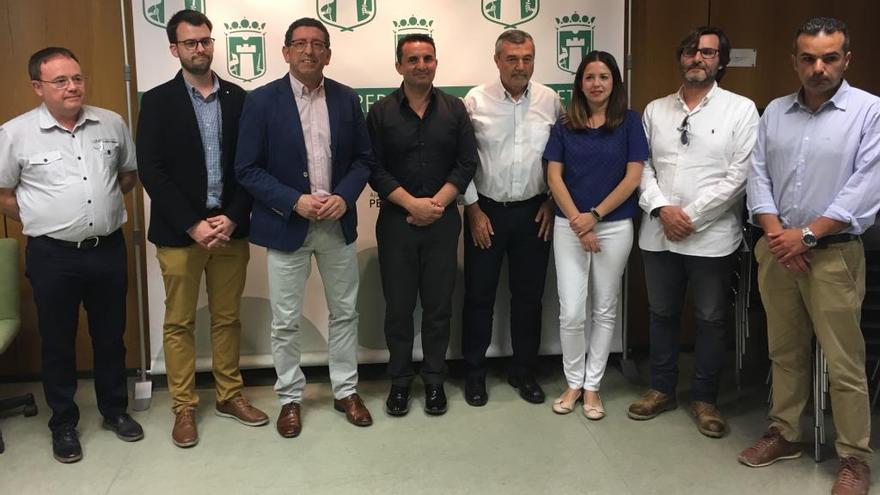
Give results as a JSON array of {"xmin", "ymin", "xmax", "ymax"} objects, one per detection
[{"xmin": 627, "ymin": 26, "xmax": 758, "ymax": 438}]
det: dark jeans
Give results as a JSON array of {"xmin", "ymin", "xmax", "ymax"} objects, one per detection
[
  {"xmin": 376, "ymin": 206, "xmax": 460, "ymax": 387},
  {"xmin": 25, "ymin": 231, "xmax": 129, "ymax": 431},
  {"xmin": 461, "ymin": 195, "xmax": 550, "ymax": 379},
  {"xmin": 642, "ymin": 250, "xmax": 734, "ymax": 403}
]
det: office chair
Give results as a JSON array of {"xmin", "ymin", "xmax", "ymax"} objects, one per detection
[{"xmin": 0, "ymin": 238, "xmax": 37, "ymax": 453}]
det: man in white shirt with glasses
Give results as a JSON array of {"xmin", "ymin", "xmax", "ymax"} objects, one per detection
[
  {"xmin": 628, "ymin": 26, "xmax": 758, "ymax": 438},
  {"xmin": 0, "ymin": 46, "xmax": 141, "ymax": 463}
]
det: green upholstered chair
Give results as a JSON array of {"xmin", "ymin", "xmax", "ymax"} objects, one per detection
[{"xmin": 0, "ymin": 238, "xmax": 37, "ymax": 454}]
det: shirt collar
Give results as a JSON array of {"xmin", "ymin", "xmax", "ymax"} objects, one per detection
[
  {"xmin": 675, "ymin": 81, "xmax": 719, "ymax": 112},
  {"xmin": 38, "ymin": 103, "xmax": 98, "ymax": 131},
  {"xmin": 289, "ymin": 73, "xmax": 325, "ymax": 98},
  {"xmin": 183, "ymin": 72, "xmax": 220, "ymax": 101},
  {"xmin": 489, "ymin": 78, "xmax": 531, "ymax": 102},
  {"xmin": 395, "ymin": 83, "xmax": 437, "ymax": 107},
  {"xmin": 790, "ymin": 79, "xmax": 850, "ymax": 113}
]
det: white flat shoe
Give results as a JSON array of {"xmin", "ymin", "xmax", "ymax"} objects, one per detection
[
  {"xmin": 583, "ymin": 396, "xmax": 605, "ymax": 420},
  {"xmin": 552, "ymin": 389, "xmax": 582, "ymax": 415}
]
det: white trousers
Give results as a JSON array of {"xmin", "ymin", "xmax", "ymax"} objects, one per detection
[
  {"xmin": 267, "ymin": 221, "xmax": 360, "ymax": 404},
  {"xmin": 554, "ymin": 218, "xmax": 633, "ymax": 391}
]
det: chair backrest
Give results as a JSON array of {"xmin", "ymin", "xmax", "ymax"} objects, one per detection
[{"xmin": 0, "ymin": 237, "xmax": 21, "ymax": 354}]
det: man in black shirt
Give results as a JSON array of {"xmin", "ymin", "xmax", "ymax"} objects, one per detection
[{"xmin": 367, "ymin": 34, "xmax": 478, "ymax": 416}]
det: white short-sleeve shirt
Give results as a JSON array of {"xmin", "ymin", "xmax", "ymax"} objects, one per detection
[{"xmin": 0, "ymin": 104, "xmax": 137, "ymax": 241}]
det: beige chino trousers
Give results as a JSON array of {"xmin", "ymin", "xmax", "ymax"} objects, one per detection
[{"xmin": 755, "ymin": 236, "xmax": 870, "ymax": 459}]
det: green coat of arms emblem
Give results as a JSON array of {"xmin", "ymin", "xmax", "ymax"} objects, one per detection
[
  {"xmin": 143, "ymin": 0, "xmax": 205, "ymax": 29},
  {"xmin": 225, "ymin": 18, "xmax": 267, "ymax": 83},
  {"xmin": 317, "ymin": 0, "xmax": 377, "ymax": 32}
]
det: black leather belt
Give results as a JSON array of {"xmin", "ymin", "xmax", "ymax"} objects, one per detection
[
  {"xmin": 478, "ymin": 193, "xmax": 547, "ymax": 208},
  {"xmin": 815, "ymin": 233, "xmax": 860, "ymax": 248},
  {"xmin": 37, "ymin": 229, "xmax": 122, "ymax": 249}
]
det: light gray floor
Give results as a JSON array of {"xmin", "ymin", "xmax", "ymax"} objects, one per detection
[{"xmin": 0, "ymin": 360, "xmax": 876, "ymax": 495}]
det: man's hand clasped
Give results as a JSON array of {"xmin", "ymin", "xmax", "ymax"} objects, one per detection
[
  {"xmin": 296, "ymin": 193, "xmax": 348, "ymax": 222},
  {"xmin": 767, "ymin": 228, "xmax": 812, "ymax": 273},
  {"xmin": 658, "ymin": 206, "xmax": 694, "ymax": 242},
  {"xmin": 189, "ymin": 215, "xmax": 237, "ymax": 249},
  {"xmin": 406, "ymin": 197, "xmax": 444, "ymax": 227}
]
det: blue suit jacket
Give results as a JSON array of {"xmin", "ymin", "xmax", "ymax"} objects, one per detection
[{"xmin": 234, "ymin": 75, "xmax": 373, "ymax": 251}]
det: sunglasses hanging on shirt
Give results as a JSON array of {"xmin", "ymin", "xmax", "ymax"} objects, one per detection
[{"xmin": 677, "ymin": 115, "xmax": 690, "ymax": 146}]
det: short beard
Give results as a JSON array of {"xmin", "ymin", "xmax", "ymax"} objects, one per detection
[
  {"xmin": 682, "ymin": 67, "xmax": 716, "ymax": 87},
  {"xmin": 182, "ymin": 57, "xmax": 212, "ymax": 76}
]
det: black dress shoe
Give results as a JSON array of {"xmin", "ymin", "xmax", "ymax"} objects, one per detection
[
  {"xmin": 465, "ymin": 375, "xmax": 488, "ymax": 407},
  {"xmin": 424, "ymin": 384, "xmax": 448, "ymax": 415},
  {"xmin": 102, "ymin": 413, "xmax": 145, "ymax": 442},
  {"xmin": 52, "ymin": 426, "xmax": 83, "ymax": 464},
  {"xmin": 386, "ymin": 385, "xmax": 410, "ymax": 417},
  {"xmin": 508, "ymin": 374, "xmax": 545, "ymax": 404}
]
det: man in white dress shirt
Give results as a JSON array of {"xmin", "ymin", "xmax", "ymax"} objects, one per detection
[
  {"xmin": 460, "ymin": 30, "xmax": 562, "ymax": 406},
  {"xmin": 627, "ymin": 27, "xmax": 759, "ymax": 438}
]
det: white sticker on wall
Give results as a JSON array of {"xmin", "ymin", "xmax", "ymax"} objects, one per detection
[{"xmin": 729, "ymin": 48, "xmax": 757, "ymax": 67}]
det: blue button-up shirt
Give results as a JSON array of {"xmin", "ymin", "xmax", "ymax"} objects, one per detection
[
  {"xmin": 184, "ymin": 75, "xmax": 223, "ymax": 209},
  {"xmin": 747, "ymin": 80, "xmax": 880, "ymax": 234}
]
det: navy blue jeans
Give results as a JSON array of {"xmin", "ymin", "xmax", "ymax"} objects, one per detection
[
  {"xmin": 642, "ymin": 250, "xmax": 733, "ymax": 403},
  {"xmin": 461, "ymin": 196, "xmax": 550, "ymax": 379},
  {"xmin": 25, "ymin": 232, "xmax": 129, "ymax": 431}
]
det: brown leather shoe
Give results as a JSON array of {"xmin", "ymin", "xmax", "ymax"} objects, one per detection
[
  {"xmin": 737, "ymin": 427, "xmax": 801, "ymax": 467},
  {"xmin": 691, "ymin": 401, "xmax": 727, "ymax": 438},
  {"xmin": 276, "ymin": 402, "xmax": 302, "ymax": 438},
  {"xmin": 216, "ymin": 394, "xmax": 269, "ymax": 427},
  {"xmin": 334, "ymin": 393, "xmax": 373, "ymax": 427},
  {"xmin": 172, "ymin": 407, "xmax": 198, "ymax": 448},
  {"xmin": 627, "ymin": 389, "xmax": 677, "ymax": 420},
  {"xmin": 832, "ymin": 456, "xmax": 870, "ymax": 495}
]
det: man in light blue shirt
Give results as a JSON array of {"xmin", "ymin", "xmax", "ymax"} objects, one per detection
[{"xmin": 740, "ymin": 17, "xmax": 880, "ymax": 495}]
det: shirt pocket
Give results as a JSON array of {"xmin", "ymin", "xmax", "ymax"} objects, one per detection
[
  {"xmin": 92, "ymin": 139, "xmax": 121, "ymax": 163},
  {"xmin": 25, "ymin": 150, "xmax": 66, "ymax": 185},
  {"xmin": 472, "ymin": 115, "xmax": 502, "ymax": 143},
  {"xmin": 529, "ymin": 121, "xmax": 553, "ymax": 154},
  {"xmin": 693, "ymin": 126, "xmax": 729, "ymax": 162}
]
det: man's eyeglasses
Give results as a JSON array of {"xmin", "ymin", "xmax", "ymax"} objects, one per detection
[
  {"xmin": 36, "ymin": 76, "xmax": 86, "ymax": 89},
  {"xmin": 682, "ymin": 47, "xmax": 720, "ymax": 59},
  {"xmin": 677, "ymin": 115, "xmax": 690, "ymax": 146},
  {"xmin": 286, "ymin": 39, "xmax": 328, "ymax": 52},
  {"xmin": 175, "ymin": 37, "xmax": 215, "ymax": 50}
]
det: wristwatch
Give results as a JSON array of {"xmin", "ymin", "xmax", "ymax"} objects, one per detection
[{"xmin": 801, "ymin": 227, "xmax": 818, "ymax": 248}]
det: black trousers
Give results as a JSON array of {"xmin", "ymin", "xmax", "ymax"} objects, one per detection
[
  {"xmin": 642, "ymin": 250, "xmax": 734, "ymax": 403},
  {"xmin": 461, "ymin": 195, "xmax": 550, "ymax": 378},
  {"xmin": 376, "ymin": 206, "xmax": 460, "ymax": 386},
  {"xmin": 25, "ymin": 231, "xmax": 129, "ymax": 431}
]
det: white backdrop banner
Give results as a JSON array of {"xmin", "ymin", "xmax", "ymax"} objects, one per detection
[{"xmin": 131, "ymin": 0, "xmax": 627, "ymax": 374}]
